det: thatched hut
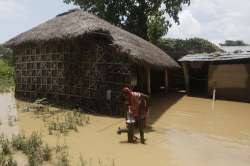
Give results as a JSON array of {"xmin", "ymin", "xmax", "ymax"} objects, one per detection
[{"xmin": 5, "ymin": 9, "xmax": 179, "ymax": 113}]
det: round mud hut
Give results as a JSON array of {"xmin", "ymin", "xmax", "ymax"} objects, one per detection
[{"xmin": 5, "ymin": 9, "xmax": 179, "ymax": 114}]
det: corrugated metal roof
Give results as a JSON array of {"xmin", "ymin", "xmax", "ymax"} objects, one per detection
[{"xmin": 179, "ymin": 52, "xmax": 250, "ymax": 62}]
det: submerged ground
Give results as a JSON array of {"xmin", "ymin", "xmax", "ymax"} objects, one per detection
[{"xmin": 0, "ymin": 92, "xmax": 250, "ymax": 166}]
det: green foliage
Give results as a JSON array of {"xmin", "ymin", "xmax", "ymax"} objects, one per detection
[
  {"xmin": 0, "ymin": 59, "xmax": 14, "ymax": 79},
  {"xmin": 6, "ymin": 156, "xmax": 17, "ymax": 166},
  {"xmin": 55, "ymin": 145, "xmax": 70, "ymax": 166},
  {"xmin": 0, "ymin": 53, "xmax": 14, "ymax": 93},
  {"xmin": 0, "ymin": 45, "xmax": 14, "ymax": 66},
  {"xmin": 0, "ymin": 135, "xmax": 17, "ymax": 166},
  {"xmin": 48, "ymin": 111, "xmax": 90, "ymax": 135},
  {"xmin": 24, "ymin": 132, "xmax": 43, "ymax": 155},
  {"xmin": 147, "ymin": 10, "xmax": 169, "ymax": 44},
  {"xmin": 0, "ymin": 77, "xmax": 14, "ymax": 93},
  {"xmin": 27, "ymin": 151, "xmax": 44, "ymax": 166},
  {"xmin": 63, "ymin": 0, "xmax": 190, "ymax": 40},
  {"xmin": 0, "ymin": 131, "xmax": 115, "ymax": 166},
  {"xmin": 22, "ymin": 101, "xmax": 90, "ymax": 135},
  {"xmin": 220, "ymin": 40, "xmax": 249, "ymax": 46},
  {"xmin": 12, "ymin": 132, "xmax": 52, "ymax": 166},
  {"xmin": 42, "ymin": 144, "xmax": 52, "ymax": 161},
  {"xmin": 11, "ymin": 134, "xmax": 26, "ymax": 151},
  {"xmin": 158, "ymin": 38, "xmax": 222, "ymax": 60},
  {"xmin": 0, "ymin": 155, "xmax": 17, "ymax": 166},
  {"xmin": 0, "ymin": 135, "xmax": 12, "ymax": 155}
]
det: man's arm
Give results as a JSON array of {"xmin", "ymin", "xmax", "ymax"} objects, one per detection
[{"xmin": 141, "ymin": 93, "xmax": 149, "ymax": 99}]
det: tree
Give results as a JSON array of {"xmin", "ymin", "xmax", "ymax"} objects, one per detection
[
  {"xmin": 63, "ymin": 0, "xmax": 190, "ymax": 40},
  {"xmin": 147, "ymin": 10, "xmax": 169, "ymax": 44},
  {"xmin": 0, "ymin": 45, "xmax": 14, "ymax": 66},
  {"xmin": 220, "ymin": 40, "xmax": 249, "ymax": 46},
  {"xmin": 158, "ymin": 38, "xmax": 222, "ymax": 60}
]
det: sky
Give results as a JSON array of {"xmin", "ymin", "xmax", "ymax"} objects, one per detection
[
  {"xmin": 0, "ymin": 0, "xmax": 76, "ymax": 44},
  {"xmin": 0, "ymin": 0, "xmax": 250, "ymax": 45},
  {"xmin": 167, "ymin": 0, "xmax": 250, "ymax": 44}
]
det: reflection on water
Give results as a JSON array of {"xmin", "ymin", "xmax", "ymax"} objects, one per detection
[
  {"xmin": 165, "ymin": 129, "xmax": 250, "ymax": 166},
  {"xmin": 150, "ymin": 94, "xmax": 250, "ymax": 166},
  {"xmin": 0, "ymin": 93, "xmax": 18, "ymax": 137},
  {"xmin": 0, "ymin": 92, "xmax": 250, "ymax": 166}
]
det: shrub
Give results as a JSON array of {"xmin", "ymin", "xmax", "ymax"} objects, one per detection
[
  {"xmin": 12, "ymin": 132, "xmax": 52, "ymax": 165},
  {"xmin": 0, "ymin": 59, "xmax": 14, "ymax": 79},
  {"xmin": 55, "ymin": 145, "xmax": 70, "ymax": 166},
  {"xmin": 42, "ymin": 144, "xmax": 52, "ymax": 161},
  {"xmin": 0, "ymin": 135, "xmax": 12, "ymax": 155},
  {"xmin": 158, "ymin": 37, "xmax": 222, "ymax": 60},
  {"xmin": 11, "ymin": 134, "xmax": 26, "ymax": 151},
  {"xmin": 24, "ymin": 132, "xmax": 42, "ymax": 155},
  {"xmin": 0, "ymin": 58, "xmax": 14, "ymax": 93},
  {"xmin": 5, "ymin": 156, "xmax": 17, "ymax": 166},
  {"xmin": 27, "ymin": 150, "xmax": 44, "ymax": 166}
]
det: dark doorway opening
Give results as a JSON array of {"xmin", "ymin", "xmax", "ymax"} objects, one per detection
[
  {"xmin": 133, "ymin": 66, "xmax": 148, "ymax": 94},
  {"xmin": 150, "ymin": 69, "xmax": 165, "ymax": 95},
  {"xmin": 189, "ymin": 63, "xmax": 208, "ymax": 96}
]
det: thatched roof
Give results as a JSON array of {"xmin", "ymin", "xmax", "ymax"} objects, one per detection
[{"xmin": 5, "ymin": 9, "xmax": 179, "ymax": 69}]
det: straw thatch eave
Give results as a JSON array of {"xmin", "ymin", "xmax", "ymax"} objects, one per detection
[{"xmin": 5, "ymin": 10, "xmax": 179, "ymax": 69}]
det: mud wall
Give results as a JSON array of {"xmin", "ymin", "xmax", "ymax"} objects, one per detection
[{"xmin": 208, "ymin": 64, "xmax": 250, "ymax": 101}]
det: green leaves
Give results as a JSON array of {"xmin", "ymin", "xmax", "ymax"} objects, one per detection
[
  {"xmin": 0, "ymin": 59, "xmax": 14, "ymax": 79},
  {"xmin": 220, "ymin": 40, "xmax": 249, "ymax": 46},
  {"xmin": 0, "ymin": 45, "xmax": 14, "ymax": 66},
  {"xmin": 147, "ymin": 10, "xmax": 169, "ymax": 44},
  {"xmin": 158, "ymin": 38, "xmax": 222, "ymax": 60},
  {"xmin": 163, "ymin": 0, "xmax": 190, "ymax": 25}
]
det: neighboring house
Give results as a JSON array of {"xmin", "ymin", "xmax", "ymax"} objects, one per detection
[
  {"xmin": 5, "ymin": 9, "xmax": 179, "ymax": 113},
  {"xmin": 179, "ymin": 52, "xmax": 250, "ymax": 102}
]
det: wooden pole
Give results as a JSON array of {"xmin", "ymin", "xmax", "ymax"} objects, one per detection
[
  {"xmin": 165, "ymin": 69, "xmax": 169, "ymax": 94},
  {"xmin": 212, "ymin": 82, "xmax": 217, "ymax": 111},
  {"xmin": 146, "ymin": 66, "xmax": 151, "ymax": 95}
]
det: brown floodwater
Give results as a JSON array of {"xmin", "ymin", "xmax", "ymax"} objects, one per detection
[
  {"xmin": 0, "ymin": 92, "xmax": 250, "ymax": 166},
  {"xmin": 0, "ymin": 93, "xmax": 19, "ymax": 137}
]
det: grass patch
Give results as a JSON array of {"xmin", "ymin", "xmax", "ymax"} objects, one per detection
[
  {"xmin": 0, "ymin": 135, "xmax": 12, "ymax": 156},
  {"xmin": 55, "ymin": 145, "xmax": 70, "ymax": 166},
  {"xmin": 0, "ymin": 132, "xmax": 114, "ymax": 166},
  {"xmin": 0, "ymin": 135, "xmax": 17, "ymax": 166},
  {"xmin": 0, "ymin": 155, "xmax": 17, "ymax": 166},
  {"xmin": 0, "ymin": 132, "xmax": 56, "ymax": 165},
  {"xmin": 11, "ymin": 132, "xmax": 52, "ymax": 166},
  {"xmin": 22, "ymin": 98, "xmax": 90, "ymax": 135},
  {"xmin": 48, "ymin": 111, "xmax": 90, "ymax": 135}
]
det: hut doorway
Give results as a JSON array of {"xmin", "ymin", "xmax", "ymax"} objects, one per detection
[
  {"xmin": 150, "ymin": 69, "xmax": 166, "ymax": 95},
  {"xmin": 189, "ymin": 62, "xmax": 208, "ymax": 95},
  {"xmin": 133, "ymin": 66, "xmax": 150, "ymax": 94}
]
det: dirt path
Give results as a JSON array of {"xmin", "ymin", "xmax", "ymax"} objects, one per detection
[{"xmin": 1, "ymin": 92, "xmax": 250, "ymax": 166}]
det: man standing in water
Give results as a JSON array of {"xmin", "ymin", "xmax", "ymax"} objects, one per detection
[{"xmin": 120, "ymin": 87, "xmax": 149, "ymax": 144}]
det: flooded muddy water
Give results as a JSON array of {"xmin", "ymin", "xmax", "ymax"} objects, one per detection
[
  {"xmin": 0, "ymin": 92, "xmax": 250, "ymax": 166},
  {"xmin": 0, "ymin": 93, "xmax": 18, "ymax": 137}
]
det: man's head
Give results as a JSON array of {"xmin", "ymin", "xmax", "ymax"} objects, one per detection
[
  {"xmin": 122, "ymin": 87, "xmax": 131, "ymax": 101},
  {"xmin": 122, "ymin": 87, "xmax": 131, "ymax": 95}
]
